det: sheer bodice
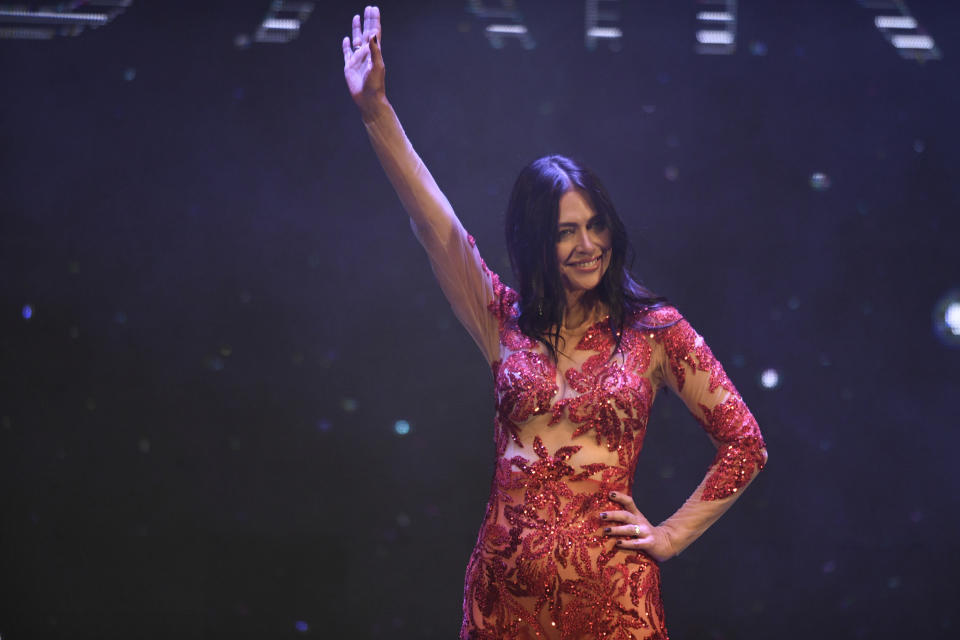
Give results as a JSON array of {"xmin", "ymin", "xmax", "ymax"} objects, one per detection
[{"xmin": 416, "ymin": 227, "xmax": 765, "ymax": 639}]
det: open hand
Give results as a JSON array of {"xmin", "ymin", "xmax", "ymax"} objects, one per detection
[
  {"xmin": 342, "ymin": 6, "xmax": 385, "ymax": 114},
  {"xmin": 600, "ymin": 491, "xmax": 677, "ymax": 563}
]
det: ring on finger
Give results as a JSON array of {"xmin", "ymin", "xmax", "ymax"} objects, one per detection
[{"xmin": 633, "ymin": 525, "xmax": 641, "ymax": 537}]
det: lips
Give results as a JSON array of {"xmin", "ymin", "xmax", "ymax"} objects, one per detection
[{"xmin": 567, "ymin": 255, "xmax": 602, "ymax": 269}]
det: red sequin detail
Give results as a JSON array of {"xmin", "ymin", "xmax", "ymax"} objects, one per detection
[
  {"xmin": 494, "ymin": 351, "xmax": 559, "ymax": 451},
  {"xmin": 461, "ymin": 438, "xmax": 664, "ymax": 639},
  {"xmin": 698, "ymin": 399, "xmax": 767, "ymax": 500},
  {"xmin": 653, "ymin": 317, "xmax": 734, "ymax": 395},
  {"xmin": 464, "ymin": 283, "xmax": 763, "ymax": 638}
]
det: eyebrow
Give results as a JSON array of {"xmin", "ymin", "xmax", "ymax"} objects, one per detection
[{"xmin": 557, "ymin": 215, "xmax": 603, "ymax": 228}]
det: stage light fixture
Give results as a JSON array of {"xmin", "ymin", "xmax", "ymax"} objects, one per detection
[
  {"xmin": 252, "ymin": 1, "xmax": 313, "ymax": 45},
  {"xmin": 858, "ymin": 0, "xmax": 940, "ymax": 61},
  {"xmin": 694, "ymin": 0, "xmax": 736, "ymax": 54},
  {"xmin": 467, "ymin": 0, "xmax": 536, "ymax": 50},
  {"xmin": 0, "ymin": 1, "xmax": 130, "ymax": 39},
  {"xmin": 585, "ymin": 0, "xmax": 622, "ymax": 52}
]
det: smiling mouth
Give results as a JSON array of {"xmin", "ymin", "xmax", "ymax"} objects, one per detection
[{"xmin": 568, "ymin": 255, "xmax": 602, "ymax": 268}]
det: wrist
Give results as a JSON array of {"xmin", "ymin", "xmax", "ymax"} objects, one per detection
[
  {"xmin": 656, "ymin": 522, "xmax": 682, "ymax": 558},
  {"xmin": 359, "ymin": 93, "xmax": 390, "ymax": 124}
]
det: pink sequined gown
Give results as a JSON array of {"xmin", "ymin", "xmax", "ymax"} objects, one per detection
[{"xmin": 421, "ymin": 229, "xmax": 765, "ymax": 640}]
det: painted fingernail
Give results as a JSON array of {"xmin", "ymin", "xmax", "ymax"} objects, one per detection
[
  {"xmin": 609, "ymin": 492, "xmax": 617, "ymax": 499},
  {"xmin": 599, "ymin": 512, "xmax": 607, "ymax": 519},
  {"xmin": 604, "ymin": 527, "xmax": 611, "ymax": 534}
]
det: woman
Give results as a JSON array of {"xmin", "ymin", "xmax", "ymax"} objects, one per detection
[{"xmin": 342, "ymin": 7, "xmax": 767, "ymax": 639}]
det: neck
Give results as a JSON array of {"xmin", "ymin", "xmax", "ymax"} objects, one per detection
[{"xmin": 562, "ymin": 290, "xmax": 600, "ymax": 331}]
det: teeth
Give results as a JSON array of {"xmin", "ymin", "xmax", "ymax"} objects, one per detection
[{"xmin": 572, "ymin": 257, "xmax": 600, "ymax": 267}]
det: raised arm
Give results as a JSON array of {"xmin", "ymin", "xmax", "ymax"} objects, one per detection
[{"xmin": 342, "ymin": 6, "xmax": 500, "ymax": 362}]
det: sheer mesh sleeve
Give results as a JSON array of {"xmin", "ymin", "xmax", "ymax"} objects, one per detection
[
  {"xmin": 648, "ymin": 307, "xmax": 767, "ymax": 501},
  {"xmin": 412, "ymin": 218, "xmax": 502, "ymax": 364}
]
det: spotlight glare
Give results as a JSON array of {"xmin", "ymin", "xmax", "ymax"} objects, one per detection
[
  {"xmin": 945, "ymin": 302, "xmax": 960, "ymax": 336},
  {"xmin": 393, "ymin": 420, "xmax": 411, "ymax": 436}
]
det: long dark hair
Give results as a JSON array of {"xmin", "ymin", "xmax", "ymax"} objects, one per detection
[{"xmin": 504, "ymin": 155, "xmax": 666, "ymax": 360}]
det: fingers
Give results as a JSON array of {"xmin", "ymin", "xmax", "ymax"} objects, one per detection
[
  {"xmin": 352, "ymin": 13, "xmax": 362, "ymax": 49},
  {"xmin": 370, "ymin": 32, "xmax": 383, "ymax": 68},
  {"xmin": 608, "ymin": 491, "xmax": 640, "ymax": 514},
  {"xmin": 341, "ymin": 36, "xmax": 352, "ymax": 64},
  {"xmin": 614, "ymin": 533, "xmax": 657, "ymax": 551},
  {"xmin": 598, "ymin": 509, "xmax": 633, "ymax": 523},
  {"xmin": 367, "ymin": 5, "xmax": 381, "ymax": 45},
  {"xmin": 603, "ymin": 523, "xmax": 652, "ymax": 539}
]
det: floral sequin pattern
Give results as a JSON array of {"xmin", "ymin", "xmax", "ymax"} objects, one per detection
[
  {"xmin": 654, "ymin": 314, "xmax": 767, "ymax": 501},
  {"xmin": 461, "ymin": 438, "xmax": 665, "ymax": 639},
  {"xmin": 494, "ymin": 351, "xmax": 559, "ymax": 451},
  {"xmin": 554, "ymin": 322, "xmax": 655, "ymax": 467},
  {"xmin": 463, "ymin": 273, "xmax": 763, "ymax": 638}
]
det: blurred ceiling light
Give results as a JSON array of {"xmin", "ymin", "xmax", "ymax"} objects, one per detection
[
  {"xmin": 586, "ymin": 27, "xmax": 621, "ymax": 39},
  {"xmin": 891, "ymin": 35, "xmax": 935, "ymax": 50},
  {"xmin": 697, "ymin": 12, "xmax": 733, "ymax": 22},
  {"xmin": 486, "ymin": 24, "xmax": 528, "ymax": 34},
  {"xmin": 696, "ymin": 30, "xmax": 734, "ymax": 45},
  {"xmin": 874, "ymin": 16, "xmax": 917, "ymax": 30}
]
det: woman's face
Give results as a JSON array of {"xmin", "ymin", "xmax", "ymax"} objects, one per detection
[{"xmin": 555, "ymin": 189, "xmax": 612, "ymax": 297}]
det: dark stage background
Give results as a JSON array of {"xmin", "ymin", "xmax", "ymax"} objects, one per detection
[{"xmin": 2, "ymin": 1, "xmax": 959, "ymax": 638}]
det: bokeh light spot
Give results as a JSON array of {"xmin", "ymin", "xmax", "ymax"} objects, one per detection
[
  {"xmin": 749, "ymin": 41, "xmax": 768, "ymax": 56},
  {"xmin": 809, "ymin": 172, "xmax": 831, "ymax": 191},
  {"xmin": 932, "ymin": 290, "xmax": 960, "ymax": 347},
  {"xmin": 22, "ymin": 304, "xmax": 33, "ymax": 320},
  {"xmin": 341, "ymin": 397, "xmax": 358, "ymax": 413},
  {"xmin": 294, "ymin": 621, "xmax": 308, "ymax": 633},
  {"xmin": 759, "ymin": 368, "xmax": 780, "ymax": 389},
  {"xmin": 123, "ymin": 67, "xmax": 136, "ymax": 82},
  {"xmin": 664, "ymin": 165, "xmax": 679, "ymax": 181},
  {"xmin": 316, "ymin": 419, "xmax": 332, "ymax": 433},
  {"xmin": 393, "ymin": 419, "xmax": 411, "ymax": 436}
]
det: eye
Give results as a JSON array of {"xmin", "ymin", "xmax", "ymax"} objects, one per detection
[
  {"xmin": 557, "ymin": 228, "xmax": 574, "ymax": 239},
  {"xmin": 589, "ymin": 218, "xmax": 607, "ymax": 230}
]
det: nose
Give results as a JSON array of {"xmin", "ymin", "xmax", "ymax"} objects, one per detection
[{"xmin": 576, "ymin": 228, "xmax": 595, "ymax": 251}]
